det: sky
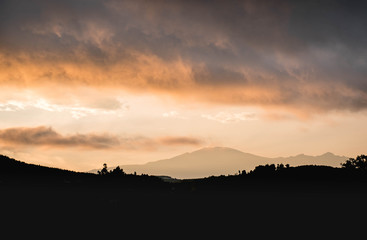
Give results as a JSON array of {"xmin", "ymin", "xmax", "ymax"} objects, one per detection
[{"xmin": 1, "ymin": 0, "xmax": 367, "ymax": 171}]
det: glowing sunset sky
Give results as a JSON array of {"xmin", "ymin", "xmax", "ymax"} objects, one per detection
[{"xmin": 1, "ymin": 0, "xmax": 367, "ymax": 171}]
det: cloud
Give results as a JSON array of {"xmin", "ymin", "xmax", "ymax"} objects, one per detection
[
  {"xmin": 0, "ymin": 126, "xmax": 120, "ymax": 149},
  {"xmin": 162, "ymin": 111, "xmax": 187, "ymax": 119},
  {"xmin": 0, "ymin": 126, "xmax": 203, "ymax": 149},
  {"xmin": 0, "ymin": 98, "xmax": 129, "ymax": 119},
  {"xmin": 162, "ymin": 111, "xmax": 179, "ymax": 118},
  {"xmin": 159, "ymin": 137, "xmax": 203, "ymax": 146},
  {"xmin": 1, "ymin": 0, "xmax": 367, "ymax": 114},
  {"xmin": 201, "ymin": 112, "xmax": 256, "ymax": 124}
]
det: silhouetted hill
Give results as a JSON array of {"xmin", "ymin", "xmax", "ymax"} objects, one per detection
[
  {"xmin": 0, "ymin": 154, "xmax": 87, "ymax": 184},
  {"xmin": 93, "ymin": 147, "xmax": 348, "ymax": 178},
  {"xmin": 2, "ymin": 153, "xmax": 361, "ymax": 189},
  {"xmin": 0, "ymin": 154, "xmax": 78, "ymax": 175},
  {"xmin": 2, "ymin": 153, "xmax": 367, "ymax": 237},
  {"xmin": 0, "ymin": 154, "xmax": 166, "ymax": 188}
]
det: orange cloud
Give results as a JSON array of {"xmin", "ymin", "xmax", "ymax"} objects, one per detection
[
  {"xmin": 0, "ymin": 126, "xmax": 203, "ymax": 150},
  {"xmin": 0, "ymin": 126, "xmax": 120, "ymax": 149},
  {"xmin": 1, "ymin": 0, "xmax": 367, "ymax": 116},
  {"xmin": 159, "ymin": 136, "xmax": 203, "ymax": 146},
  {"xmin": 2, "ymin": 49, "xmax": 367, "ymax": 118}
]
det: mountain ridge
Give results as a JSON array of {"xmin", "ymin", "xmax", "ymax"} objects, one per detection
[{"xmin": 89, "ymin": 147, "xmax": 349, "ymax": 179}]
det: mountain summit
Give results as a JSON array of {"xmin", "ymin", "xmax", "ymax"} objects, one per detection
[{"xmin": 105, "ymin": 147, "xmax": 348, "ymax": 179}]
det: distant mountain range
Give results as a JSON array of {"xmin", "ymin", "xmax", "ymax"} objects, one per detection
[{"xmin": 89, "ymin": 147, "xmax": 349, "ymax": 179}]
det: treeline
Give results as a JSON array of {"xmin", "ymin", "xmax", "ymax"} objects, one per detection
[
  {"xmin": 2, "ymin": 154, "xmax": 367, "ymax": 186},
  {"xmin": 242, "ymin": 154, "xmax": 367, "ymax": 178},
  {"xmin": 193, "ymin": 154, "xmax": 367, "ymax": 186}
]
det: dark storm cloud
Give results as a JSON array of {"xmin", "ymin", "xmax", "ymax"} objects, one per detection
[{"xmin": 1, "ymin": 0, "xmax": 367, "ymax": 112}]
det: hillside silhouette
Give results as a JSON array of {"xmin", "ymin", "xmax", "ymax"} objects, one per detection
[
  {"xmin": 0, "ymin": 155, "xmax": 170, "ymax": 191},
  {"xmin": 2, "ymin": 153, "xmax": 367, "ymax": 189},
  {"xmin": 2, "ymin": 154, "xmax": 367, "ymax": 237},
  {"xmin": 2, "ymin": 153, "xmax": 367, "ymax": 198}
]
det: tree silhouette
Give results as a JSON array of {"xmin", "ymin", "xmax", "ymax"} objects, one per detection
[
  {"xmin": 277, "ymin": 164, "xmax": 285, "ymax": 170},
  {"xmin": 252, "ymin": 164, "xmax": 276, "ymax": 176},
  {"xmin": 110, "ymin": 166, "xmax": 125, "ymax": 176},
  {"xmin": 98, "ymin": 163, "xmax": 109, "ymax": 175},
  {"xmin": 97, "ymin": 164, "xmax": 126, "ymax": 176},
  {"xmin": 341, "ymin": 155, "xmax": 367, "ymax": 171}
]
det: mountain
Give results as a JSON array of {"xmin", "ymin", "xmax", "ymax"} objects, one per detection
[{"xmin": 95, "ymin": 147, "xmax": 348, "ymax": 179}]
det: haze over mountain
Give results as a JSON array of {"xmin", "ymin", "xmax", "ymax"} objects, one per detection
[{"xmin": 90, "ymin": 147, "xmax": 348, "ymax": 179}]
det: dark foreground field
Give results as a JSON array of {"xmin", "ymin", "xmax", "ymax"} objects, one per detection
[{"xmin": 1, "ymin": 155, "xmax": 367, "ymax": 238}]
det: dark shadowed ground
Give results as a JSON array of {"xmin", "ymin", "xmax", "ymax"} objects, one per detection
[{"xmin": 1, "ymin": 155, "xmax": 366, "ymax": 238}]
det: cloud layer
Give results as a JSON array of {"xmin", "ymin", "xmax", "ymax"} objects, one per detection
[
  {"xmin": 1, "ymin": 0, "xmax": 367, "ymax": 113},
  {"xmin": 0, "ymin": 126, "xmax": 203, "ymax": 150},
  {"xmin": 159, "ymin": 136, "xmax": 203, "ymax": 146},
  {"xmin": 0, "ymin": 98, "xmax": 128, "ymax": 119},
  {"xmin": 201, "ymin": 112, "xmax": 256, "ymax": 124}
]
